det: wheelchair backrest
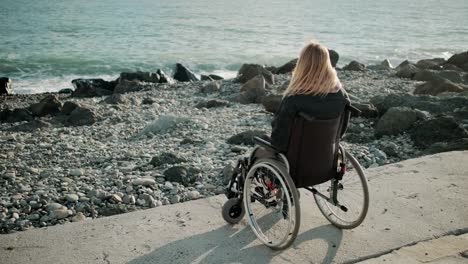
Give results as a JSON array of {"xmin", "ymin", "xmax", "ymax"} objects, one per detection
[{"xmin": 286, "ymin": 112, "xmax": 345, "ymax": 188}]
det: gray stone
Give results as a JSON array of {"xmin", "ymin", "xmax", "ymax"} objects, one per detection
[
  {"xmin": 343, "ymin": 61, "xmax": 366, "ymax": 71},
  {"xmin": 187, "ymin": 191, "xmax": 200, "ymax": 200},
  {"xmin": 173, "ymin": 63, "xmax": 199, "ymax": 82},
  {"xmin": 123, "ymin": 195, "xmax": 136, "ymax": 205},
  {"xmin": 113, "ymin": 80, "xmax": 144, "ymax": 94},
  {"xmin": 119, "ymin": 71, "xmax": 160, "ymax": 83},
  {"xmin": 195, "ymin": 99, "xmax": 229, "ymax": 109},
  {"xmin": 447, "ymin": 51, "xmax": 468, "ymax": 68},
  {"xmin": 416, "ymin": 58, "xmax": 445, "ymax": 70},
  {"xmin": 65, "ymin": 194, "xmax": 79, "ymax": 202},
  {"xmin": 30, "ymin": 95, "xmax": 62, "ymax": 117},
  {"xmin": 71, "ymin": 78, "xmax": 116, "ymax": 97},
  {"xmin": 262, "ymin": 95, "xmax": 282, "ymax": 113},
  {"xmin": 132, "ymin": 178, "xmax": 156, "ymax": 187},
  {"xmin": 49, "ymin": 207, "xmax": 69, "ymax": 220},
  {"xmin": 66, "ymin": 106, "xmax": 98, "ymax": 126},
  {"xmin": 237, "ymin": 75, "xmax": 267, "ymax": 104},
  {"xmin": 150, "ymin": 153, "xmax": 186, "ymax": 167},
  {"xmin": 414, "ymin": 79, "xmax": 467, "ymax": 96},
  {"xmin": 170, "ymin": 195, "xmax": 180, "ymax": 204},
  {"xmin": 396, "ymin": 62, "xmax": 420, "ymax": 79},
  {"xmin": 410, "ymin": 116, "xmax": 468, "ymax": 148},
  {"xmin": 61, "ymin": 101, "xmax": 80, "ymax": 115},
  {"xmin": 71, "ymin": 212, "xmax": 86, "ymax": 222},
  {"xmin": 103, "ymin": 94, "xmax": 129, "ymax": 104},
  {"xmin": 375, "ymin": 107, "xmax": 427, "ymax": 137},
  {"xmin": 235, "ymin": 64, "xmax": 274, "ymax": 84},
  {"xmin": 200, "ymin": 81, "xmax": 221, "ymax": 94},
  {"xmin": 163, "ymin": 166, "xmax": 197, "ymax": 186}
]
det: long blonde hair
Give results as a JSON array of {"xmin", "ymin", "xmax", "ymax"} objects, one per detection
[{"xmin": 284, "ymin": 41, "xmax": 340, "ymax": 97}]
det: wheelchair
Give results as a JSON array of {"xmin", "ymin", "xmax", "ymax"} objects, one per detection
[{"xmin": 221, "ymin": 109, "xmax": 369, "ymax": 250}]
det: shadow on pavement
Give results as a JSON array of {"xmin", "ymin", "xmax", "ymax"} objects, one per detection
[{"xmin": 128, "ymin": 220, "xmax": 343, "ymax": 264}]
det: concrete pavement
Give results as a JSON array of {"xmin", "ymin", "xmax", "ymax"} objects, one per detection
[{"xmin": 0, "ymin": 151, "xmax": 467, "ymax": 264}]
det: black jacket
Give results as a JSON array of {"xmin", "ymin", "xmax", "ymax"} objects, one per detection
[{"xmin": 270, "ymin": 89, "xmax": 350, "ymax": 152}]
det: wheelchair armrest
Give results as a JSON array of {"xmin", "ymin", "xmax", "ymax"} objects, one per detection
[
  {"xmin": 253, "ymin": 136, "xmax": 281, "ymax": 153},
  {"xmin": 346, "ymin": 104, "xmax": 361, "ymax": 114}
]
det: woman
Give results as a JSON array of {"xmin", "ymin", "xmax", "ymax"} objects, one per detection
[{"xmin": 270, "ymin": 41, "xmax": 350, "ymax": 152}]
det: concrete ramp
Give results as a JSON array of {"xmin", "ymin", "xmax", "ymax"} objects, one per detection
[{"xmin": 0, "ymin": 151, "xmax": 467, "ymax": 264}]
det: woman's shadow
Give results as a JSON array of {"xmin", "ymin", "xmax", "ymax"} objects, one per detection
[{"xmin": 128, "ymin": 213, "xmax": 343, "ymax": 264}]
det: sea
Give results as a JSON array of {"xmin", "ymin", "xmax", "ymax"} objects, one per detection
[{"xmin": 1, "ymin": 0, "xmax": 467, "ymax": 94}]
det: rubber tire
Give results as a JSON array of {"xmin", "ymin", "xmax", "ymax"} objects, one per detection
[
  {"xmin": 222, "ymin": 198, "xmax": 245, "ymax": 224},
  {"xmin": 244, "ymin": 158, "xmax": 301, "ymax": 250},
  {"xmin": 314, "ymin": 151, "xmax": 369, "ymax": 229}
]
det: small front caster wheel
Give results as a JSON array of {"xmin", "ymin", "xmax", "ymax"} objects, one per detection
[{"xmin": 222, "ymin": 198, "xmax": 245, "ymax": 224}]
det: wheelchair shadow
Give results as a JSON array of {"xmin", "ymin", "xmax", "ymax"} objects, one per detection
[{"xmin": 128, "ymin": 218, "xmax": 343, "ymax": 264}]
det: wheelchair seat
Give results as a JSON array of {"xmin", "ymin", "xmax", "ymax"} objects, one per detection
[{"xmin": 254, "ymin": 109, "xmax": 350, "ymax": 188}]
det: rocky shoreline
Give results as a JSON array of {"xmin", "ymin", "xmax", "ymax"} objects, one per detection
[{"xmin": 1, "ymin": 51, "xmax": 468, "ymax": 234}]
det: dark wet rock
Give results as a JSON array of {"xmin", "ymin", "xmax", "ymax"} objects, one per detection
[
  {"xmin": 150, "ymin": 153, "xmax": 187, "ymax": 167},
  {"xmin": 237, "ymin": 75, "xmax": 267, "ymax": 104},
  {"xmin": 58, "ymin": 88, "xmax": 73, "ymax": 94},
  {"xmin": 142, "ymin": 97, "xmax": 155, "ymax": 105},
  {"xmin": 441, "ymin": 64, "xmax": 464, "ymax": 71},
  {"xmin": 195, "ymin": 99, "xmax": 229, "ymax": 109},
  {"xmin": 119, "ymin": 71, "xmax": 160, "ymax": 83},
  {"xmin": 163, "ymin": 166, "xmax": 199, "ymax": 186},
  {"xmin": 447, "ymin": 51, "xmax": 468, "ymax": 69},
  {"xmin": 1, "ymin": 108, "xmax": 33, "ymax": 123},
  {"xmin": 180, "ymin": 138, "xmax": 205, "ymax": 145},
  {"xmin": 61, "ymin": 101, "xmax": 80, "ymax": 115},
  {"xmin": 113, "ymin": 80, "xmax": 144, "ymax": 94},
  {"xmin": 343, "ymin": 61, "xmax": 366, "ymax": 71},
  {"xmin": 30, "ymin": 95, "xmax": 62, "ymax": 117},
  {"xmin": 208, "ymin": 74, "xmax": 224, "ymax": 80},
  {"xmin": 416, "ymin": 58, "xmax": 445, "ymax": 70},
  {"xmin": 8, "ymin": 120, "xmax": 51, "ymax": 132},
  {"xmin": 173, "ymin": 63, "xmax": 199, "ymax": 82},
  {"xmin": 375, "ymin": 107, "xmax": 428, "ymax": 137},
  {"xmin": 97, "ymin": 205, "xmax": 128, "ymax": 217},
  {"xmin": 424, "ymin": 138, "xmax": 468, "ymax": 154},
  {"xmin": 103, "ymin": 94, "xmax": 129, "ymax": 104},
  {"xmin": 276, "ymin": 59, "xmax": 298, "ymax": 74},
  {"xmin": 156, "ymin": 69, "xmax": 174, "ymax": 84},
  {"xmin": 329, "ymin": 49, "xmax": 339, "ymax": 68},
  {"xmin": 0, "ymin": 77, "xmax": 12, "ymax": 95},
  {"xmin": 235, "ymin": 64, "xmax": 274, "ymax": 84},
  {"xmin": 343, "ymin": 124, "xmax": 375, "ymax": 144},
  {"xmin": 371, "ymin": 94, "xmax": 468, "ymax": 116},
  {"xmin": 200, "ymin": 81, "xmax": 221, "ymax": 94},
  {"xmin": 352, "ymin": 103, "xmax": 379, "ymax": 118},
  {"xmin": 71, "ymin": 79, "xmax": 116, "ymax": 97},
  {"xmin": 66, "ymin": 106, "xmax": 98, "ymax": 126},
  {"xmin": 396, "ymin": 63, "xmax": 420, "ymax": 79},
  {"xmin": 410, "ymin": 116, "xmax": 468, "ymax": 148},
  {"xmin": 413, "ymin": 70, "xmax": 464, "ymax": 83},
  {"xmin": 262, "ymin": 95, "xmax": 282, "ymax": 113},
  {"xmin": 227, "ymin": 130, "xmax": 267, "ymax": 146},
  {"xmin": 414, "ymin": 79, "xmax": 467, "ymax": 96}
]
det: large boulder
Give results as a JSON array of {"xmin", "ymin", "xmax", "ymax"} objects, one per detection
[
  {"xmin": 71, "ymin": 79, "xmax": 117, "ymax": 97},
  {"xmin": 227, "ymin": 130, "xmax": 267, "ymax": 146},
  {"xmin": 375, "ymin": 107, "xmax": 427, "ymax": 137},
  {"xmin": 410, "ymin": 116, "xmax": 468, "ymax": 148},
  {"xmin": 367, "ymin": 59, "xmax": 393, "ymax": 71},
  {"xmin": 113, "ymin": 80, "xmax": 144, "ymax": 94},
  {"xmin": 103, "ymin": 94, "xmax": 130, "ymax": 104},
  {"xmin": 447, "ymin": 51, "xmax": 468, "ymax": 69},
  {"xmin": 66, "ymin": 106, "xmax": 98, "ymax": 126},
  {"xmin": 0, "ymin": 108, "xmax": 33, "ymax": 123},
  {"xmin": 414, "ymin": 79, "xmax": 467, "ymax": 96},
  {"xmin": 237, "ymin": 75, "xmax": 267, "ymax": 104},
  {"xmin": 61, "ymin": 101, "xmax": 80, "ymax": 115},
  {"xmin": 8, "ymin": 120, "xmax": 51, "ymax": 132},
  {"xmin": 262, "ymin": 95, "xmax": 282, "ymax": 113},
  {"xmin": 119, "ymin": 71, "xmax": 160, "ymax": 83},
  {"xmin": 328, "ymin": 49, "xmax": 339, "ymax": 68},
  {"xmin": 416, "ymin": 58, "xmax": 445, "ymax": 70},
  {"xmin": 173, "ymin": 63, "xmax": 199, "ymax": 82},
  {"xmin": 276, "ymin": 59, "xmax": 298, "ymax": 74},
  {"xmin": 0, "ymin": 77, "xmax": 12, "ymax": 95},
  {"xmin": 371, "ymin": 94, "xmax": 468, "ymax": 116},
  {"xmin": 29, "ymin": 95, "xmax": 62, "ymax": 117},
  {"xmin": 235, "ymin": 64, "xmax": 274, "ymax": 84},
  {"xmin": 343, "ymin": 61, "xmax": 366, "ymax": 71},
  {"xmin": 424, "ymin": 138, "xmax": 468, "ymax": 154},
  {"xmin": 396, "ymin": 62, "xmax": 420, "ymax": 79},
  {"xmin": 413, "ymin": 70, "xmax": 463, "ymax": 83}
]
